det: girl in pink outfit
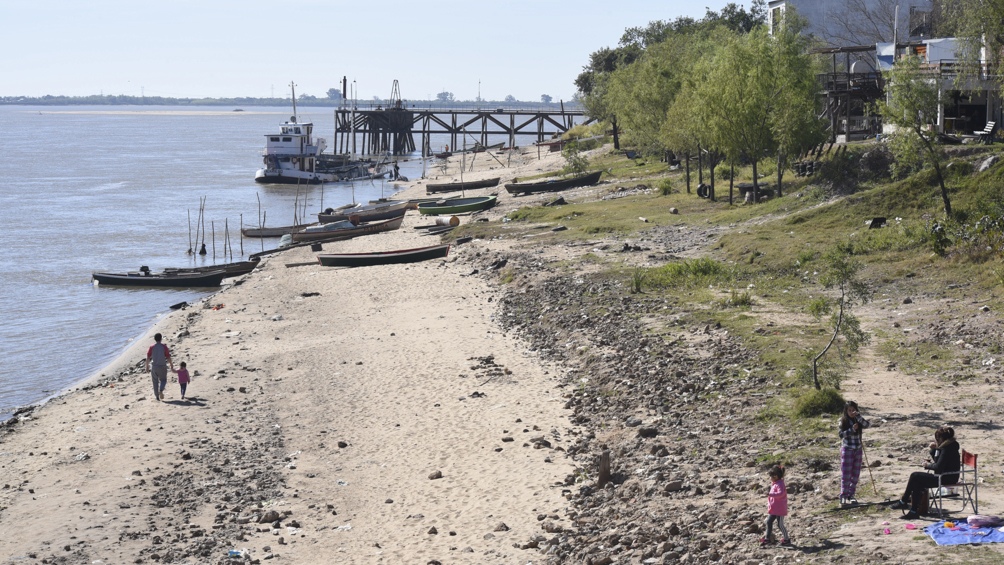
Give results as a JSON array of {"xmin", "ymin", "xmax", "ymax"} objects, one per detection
[
  {"xmin": 172, "ymin": 362, "xmax": 191, "ymax": 400},
  {"xmin": 761, "ymin": 465, "xmax": 791, "ymax": 547}
]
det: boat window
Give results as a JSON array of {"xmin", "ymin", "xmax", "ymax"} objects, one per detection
[
  {"xmin": 294, "ymin": 127, "xmax": 301, "ymax": 134},
  {"xmin": 270, "ymin": 137, "xmax": 280, "ymax": 142},
  {"xmin": 281, "ymin": 127, "xmax": 289, "ymax": 134},
  {"xmin": 283, "ymin": 137, "xmax": 292, "ymax": 142}
]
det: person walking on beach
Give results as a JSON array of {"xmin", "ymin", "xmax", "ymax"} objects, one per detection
[
  {"xmin": 172, "ymin": 361, "xmax": 191, "ymax": 400},
  {"xmin": 839, "ymin": 400, "xmax": 870, "ymax": 505},
  {"xmin": 760, "ymin": 465, "xmax": 791, "ymax": 547},
  {"xmin": 146, "ymin": 333, "xmax": 174, "ymax": 401}
]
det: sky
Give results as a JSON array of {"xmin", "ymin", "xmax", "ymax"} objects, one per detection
[{"xmin": 1, "ymin": 0, "xmax": 750, "ymax": 102}]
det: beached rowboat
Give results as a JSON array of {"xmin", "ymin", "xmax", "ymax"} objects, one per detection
[
  {"xmin": 417, "ymin": 195, "xmax": 497, "ymax": 216},
  {"xmin": 241, "ymin": 223, "xmax": 316, "ymax": 238},
  {"xmin": 504, "ymin": 170, "xmax": 603, "ymax": 196},
  {"xmin": 316, "ymin": 199, "xmax": 409, "ymax": 223},
  {"xmin": 93, "ymin": 259, "xmax": 260, "ymax": 288},
  {"xmin": 93, "ymin": 269, "xmax": 229, "ymax": 288},
  {"xmin": 316, "ymin": 244, "xmax": 451, "ymax": 267},
  {"xmin": 290, "ymin": 215, "xmax": 405, "ymax": 243},
  {"xmin": 425, "ymin": 177, "xmax": 501, "ymax": 194}
]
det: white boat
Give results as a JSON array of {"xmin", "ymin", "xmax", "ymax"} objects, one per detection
[{"xmin": 254, "ymin": 82, "xmax": 384, "ymax": 184}]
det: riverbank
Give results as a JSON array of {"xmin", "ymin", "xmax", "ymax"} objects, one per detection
[{"xmin": 0, "ymin": 148, "xmax": 580, "ymax": 564}]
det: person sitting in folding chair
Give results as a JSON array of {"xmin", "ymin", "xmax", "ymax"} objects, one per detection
[{"xmin": 891, "ymin": 426, "xmax": 960, "ymax": 519}]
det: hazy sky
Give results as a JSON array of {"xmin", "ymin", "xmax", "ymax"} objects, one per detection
[{"xmin": 2, "ymin": 0, "xmax": 748, "ymax": 102}]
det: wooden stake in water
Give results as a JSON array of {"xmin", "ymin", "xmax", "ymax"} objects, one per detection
[
  {"xmin": 187, "ymin": 209, "xmax": 193, "ymax": 254},
  {"xmin": 211, "ymin": 220, "xmax": 216, "ymax": 261}
]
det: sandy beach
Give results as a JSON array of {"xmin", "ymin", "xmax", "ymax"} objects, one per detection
[{"xmin": 0, "ymin": 149, "xmax": 577, "ymax": 564}]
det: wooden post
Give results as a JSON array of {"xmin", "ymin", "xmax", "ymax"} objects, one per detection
[
  {"xmin": 211, "ymin": 220, "xmax": 216, "ymax": 261},
  {"xmin": 597, "ymin": 450, "xmax": 612, "ymax": 488}
]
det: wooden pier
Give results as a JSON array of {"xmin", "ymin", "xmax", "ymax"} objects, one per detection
[{"xmin": 332, "ymin": 104, "xmax": 590, "ymax": 155}]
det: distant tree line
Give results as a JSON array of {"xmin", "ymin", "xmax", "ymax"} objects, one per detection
[{"xmin": 1, "ymin": 92, "xmax": 574, "ymax": 108}]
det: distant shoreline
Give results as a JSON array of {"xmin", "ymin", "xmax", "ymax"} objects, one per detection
[{"xmin": 0, "ymin": 96, "xmax": 584, "ymax": 111}]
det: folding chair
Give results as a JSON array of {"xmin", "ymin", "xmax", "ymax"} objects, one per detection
[{"xmin": 928, "ymin": 450, "xmax": 978, "ymax": 516}]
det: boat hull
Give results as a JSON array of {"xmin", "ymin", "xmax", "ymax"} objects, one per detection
[
  {"xmin": 291, "ymin": 215, "xmax": 405, "ymax": 243},
  {"xmin": 504, "ymin": 170, "xmax": 602, "ymax": 195},
  {"xmin": 241, "ymin": 224, "xmax": 316, "ymax": 238},
  {"xmin": 316, "ymin": 244, "xmax": 451, "ymax": 267},
  {"xmin": 425, "ymin": 177, "xmax": 501, "ymax": 194},
  {"xmin": 417, "ymin": 195, "xmax": 497, "ymax": 216},
  {"xmin": 92, "ymin": 270, "xmax": 229, "ymax": 288},
  {"xmin": 317, "ymin": 200, "xmax": 409, "ymax": 224}
]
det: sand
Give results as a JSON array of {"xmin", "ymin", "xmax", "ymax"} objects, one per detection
[{"xmin": 0, "ymin": 148, "xmax": 577, "ymax": 564}]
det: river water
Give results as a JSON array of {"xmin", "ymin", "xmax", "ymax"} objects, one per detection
[{"xmin": 0, "ymin": 105, "xmax": 463, "ymax": 419}]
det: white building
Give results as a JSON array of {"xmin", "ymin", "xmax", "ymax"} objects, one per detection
[{"xmin": 767, "ymin": 0, "xmax": 934, "ymax": 47}]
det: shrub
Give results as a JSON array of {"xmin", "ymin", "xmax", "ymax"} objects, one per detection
[
  {"xmin": 794, "ymin": 387, "xmax": 845, "ymax": 418},
  {"xmin": 658, "ymin": 178, "xmax": 674, "ymax": 196}
]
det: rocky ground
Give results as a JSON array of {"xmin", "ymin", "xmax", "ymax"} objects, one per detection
[{"xmin": 459, "ymin": 173, "xmax": 1004, "ymax": 564}]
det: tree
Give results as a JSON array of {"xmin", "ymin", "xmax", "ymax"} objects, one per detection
[
  {"xmin": 769, "ymin": 13, "xmax": 827, "ymax": 197},
  {"xmin": 561, "ymin": 141, "xmax": 590, "ymax": 175},
  {"xmin": 436, "ymin": 91, "xmax": 454, "ymax": 102},
  {"xmin": 825, "ymin": 0, "xmax": 906, "ymax": 46},
  {"xmin": 504, "ymin": 94, "xmax": 516, "ymax": 102},
  {"xmin": 941, "ymin": 0, "xmax": 1004, "ymax": 89},
  {"xmin": 809, "ymin": 243, "xmax": 871, "ymax": 390},
  {"xmin": 326, "ymin": 88, "xmax": 342, "ymax": 100},
  {"xmin": 699, "ymin": 27, "xmax": 779, "ymax": 202},
  {"xmin": 606, "ymin": 35, "xmax": 687, "ymax": 153},
  {"xmin": 541, "ymin": 94, "xmax": 553, "ymax": 104},
  {"xmin": 877, "ymin": 55, "xmax": 952, "ymax": 217}
]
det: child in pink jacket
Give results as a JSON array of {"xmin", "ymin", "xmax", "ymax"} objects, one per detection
[{"xmin": 761, "ymin": 465, "xmax": 792, "ymax": 547}]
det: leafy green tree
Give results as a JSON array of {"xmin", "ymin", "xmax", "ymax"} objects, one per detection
[
  {"xmin": 541, "ymin": 94, "xmax": 553, "ymax": 104},
  {"xmin": 809, "ymin": 243, "xmax": 871, "ymax": 390},
  {"xmin": 436, "ymin": 91, "xmax": 454, "ymax": 102},
  {"xmin": 699, "ymin": 27, "xmax": 779, "ymax": 201},
  {"xmin": 769, "ymin": 13, "xmax": 827, "ymax": 197},
  {"xmin": 326, "ymin": 88, "xmax": 342, "ymax": 100},
  {"xmin": 605, "ymin": 36, "xmax": 688, "ymax": 153},
  {"xmin": 938, "ymin": 0, "xmax": 1004, "ymax": 86},
  {"xmin": 876, "ymin": 55, "xmax": 952, "ymax": 217}
]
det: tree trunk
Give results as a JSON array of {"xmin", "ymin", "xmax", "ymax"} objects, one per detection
[
  {"xmin": 612, "ymin": 116, "xmax": 620, "ymax": 150},
  {"xmin": 709, "ymin": 153, "xmax": 716, "ymax": 201},
  {"xmin": 776, "ymin": 152, "xmax": 784, "ymax": 198},
  {"xmin": 729, "ymin": 164, "xmax": 734, "ymax": 206},
  {"xmin": 752, "ymin": 159, "xmax": 759, "ymax": 203},
  {"xmin": 685, "ymin": 152, "xmax": 691, "ymax": 194},
  {"xmin": 698, "ymin": 145, "xmax": 704, "ymax": 185},
  {"xmin": 812, "ymin": 291, "xmax": 846, "ymax": 390}
]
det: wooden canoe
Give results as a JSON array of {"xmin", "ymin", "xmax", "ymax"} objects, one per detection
[
  {"xmin": 162, "ymin": 259, "xmax": 260, "ymax": 278},
  {"xmin": 316, "ymin": 244, "xmax": 451, "ymax": 267},
  {"xmin": 504, "ymin": 170, "xmax": 603, "ymax": 195},
  {"xmin": 242, "ymin": 223, "xmax": 316, "ymax": 238},
  {"xmin": 93, "ymin": 259, "xmax": 260, "ymax": 288},
  {"xmin": 92, "ymin": 269, "xmax": 229, "ymax": 288},
  {"xmin": 290, "ymin": 215, "xmax": 405, "ymax": 242},
  {"xmin": 425, "ymin": 177, "xmax": 501, "ymax": 194},
  {"xmin": 416, "ymin": 195, "xmax": 497, "ymax": 216},
  {"xmin": 316, "ymin": 200, "xmax": 409, "ymax": 224}
]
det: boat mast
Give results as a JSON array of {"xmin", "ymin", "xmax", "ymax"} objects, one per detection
[{"xmin": 290, "ymin": 81, "xmax": 297, "ymax": 122}]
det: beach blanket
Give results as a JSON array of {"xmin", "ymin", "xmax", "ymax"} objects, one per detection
[{"xmin": 925, "ymin": 523, "xmax": 1004, "ymax": 546}]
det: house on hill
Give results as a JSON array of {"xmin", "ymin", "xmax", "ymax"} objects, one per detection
[
  {"xmin": 767, "ymin": 0, "xmax": 934, "ymax": 46},
  {"xmin": 818, "ymin": 38, "xmax": 1001, "ymax": 142}
]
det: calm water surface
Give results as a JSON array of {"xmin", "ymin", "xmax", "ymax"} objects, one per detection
[{"xmin": 0, "ymin": 105, "xmax": 439, "ymax": 418}]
